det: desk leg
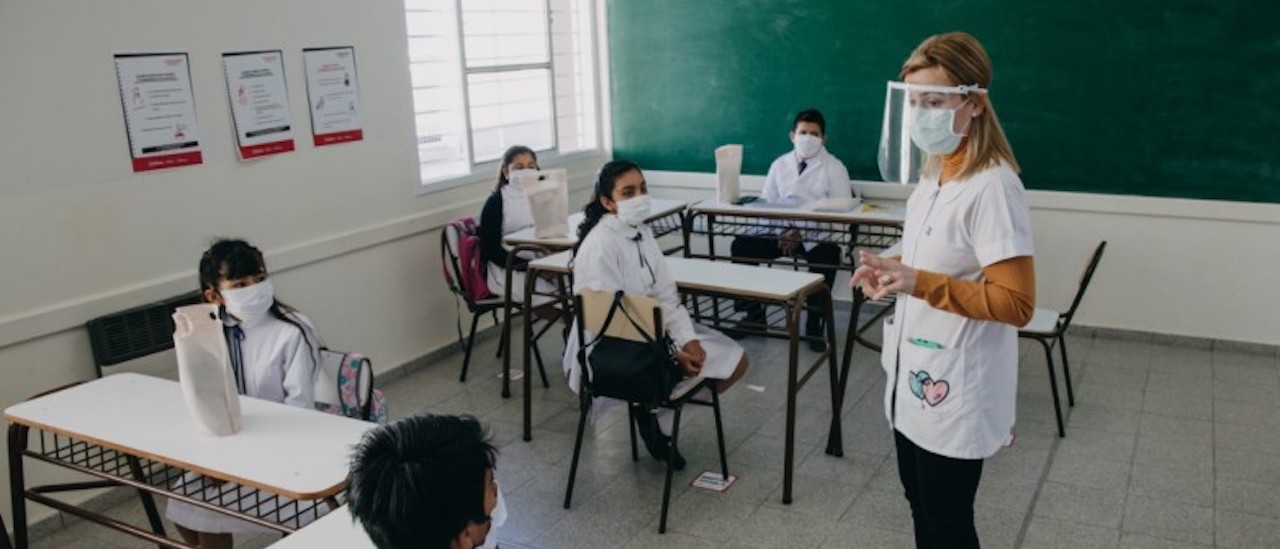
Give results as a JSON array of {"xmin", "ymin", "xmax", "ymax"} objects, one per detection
[
  {"xmin": 8, "ymin": 424, "xmax": 29, "ymax": 549},
  {"xmin": 782, "ymin": 299, "xmax": 800, "ymax": 505},
  {"xmin": 501, "ymin": 286, "xmax": 514, "ymax": 399},
  {"xmin": 522, "ymin": 271, "xmax": 535, "ymax": 442},
  {"xmin": 840, "ymin": 291, "xmax": 863, "ymax": 395},
  {"xmin": 125, "ymin": 456, "xmax": 167, "ymax": 546},
  {"xmin": 824, "ymin": 289, "xmax": 845, "ymax": 457}
]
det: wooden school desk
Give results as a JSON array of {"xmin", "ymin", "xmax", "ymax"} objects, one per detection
[
  {"xmin": 267, "ymin": 506, "xmax": 371, "ymax": 548},
  {"xmin": 496, "ymin": 198, "xmax": 688, "ymax": 398},
  {"xmin": 5, "ymin": 374, "xmax": 373, "ymax": 549},
  {"xmin": 681, "ymin": 199, "xmax": 906, "ymax": 440},
  {"xmin": 520, "ymin": 251, "xmax": 841, "ymax": 504}
]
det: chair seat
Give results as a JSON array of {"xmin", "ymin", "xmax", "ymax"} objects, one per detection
[
  {"xmin": 1020, "ymin": 307, "xmax": 1061, "ymax": 336},
  {"xmin": 670, "ymin": 376, "xmax": 707, "ymax": 401}
]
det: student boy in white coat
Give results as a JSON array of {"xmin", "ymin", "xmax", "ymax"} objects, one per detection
[{"xmin": 731, "ymin": 109, "xmax": 856, "ymax": 351}]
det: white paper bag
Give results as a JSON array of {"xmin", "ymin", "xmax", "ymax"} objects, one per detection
[
  {"xmin": 715, "ymin": 144, "xmax": 743, "ymax": 204},
  {"xmin": 172, "ymin": 303, "xmax": 242, "ymax": 436},
  {"xmin": 514, "ymin": 168, "xmax": 570, "ymax": 239}
]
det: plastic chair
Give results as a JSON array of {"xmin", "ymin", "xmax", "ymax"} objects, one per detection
[
  {"xmin": 1020, "ymin": 241, "xmax": 1107, "ymax": 437},
  {"xmin": 562, "ymin": 290, "xmax": 729, "ymax": 534}
]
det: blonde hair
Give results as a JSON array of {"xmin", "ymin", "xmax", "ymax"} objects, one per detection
[{"xmin": 900, "ymin": 32, "xmax": 1020, "ymax": 180}]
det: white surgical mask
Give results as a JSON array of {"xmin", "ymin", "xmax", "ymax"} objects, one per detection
[
  {"xmin": 910, "ymin": 105, "xmax": 968, "ymax": 155},
  {"xmin": 221, "ymin": 279, "xmax": 275, "ymax": 323},
  {"xmin": 614, "ymin": 194, "xmax": 651, "ymax": 227},
  {"xmin": 793, "ymin": 133, "xmax": 822, "ymax": 159}
]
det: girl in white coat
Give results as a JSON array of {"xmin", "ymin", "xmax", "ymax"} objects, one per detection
[
  {"xmin": 566, "ymin": 160, "xmax": 749, "ymax": 469},
  {"xmin": 853, "ymin": 33, "xmax": 1036, "ymax": 549},
  {"xmin": 167, "ymin": 239, "xmax": 321, "ymax": 549},
  {"xmin": 478, "ymin": 145, "xmax": 557, "ymax": 305}
]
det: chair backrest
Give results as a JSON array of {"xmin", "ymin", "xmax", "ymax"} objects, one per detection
[
  {"xmin": 576, "ymin": 289, "xmax": 661, "ymax": 343},
  {"xmin": 440, "ymin": 218, "xmax": 492, "ymax": 307},
  {"xmin": 85, "ymin": 291, "xmax": 203, "ymax": 377},
  {"xmin": 1060, "ymin": 241, "xmax": 1107, "ymax": 329}
]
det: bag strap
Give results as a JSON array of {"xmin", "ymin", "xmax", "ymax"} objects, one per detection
[
  {"xmin": 584, "ymin": 290, "xmax": 660, "ymax": 347},
  {"xmin": 358, "ymin": 355, "xmax": 376, "ymax": 420}
]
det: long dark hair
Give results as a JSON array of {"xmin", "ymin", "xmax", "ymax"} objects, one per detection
[
  {"xmin": 199, "ymin": 239, "xmax": 315, "ymax": 354},
  {"xmin": 576, "ymin": 160, "xmax": 641, "ymax": 245},
  {"xmin": 493, "ymin": 145, "xmax": 537, "ymax": 192}
]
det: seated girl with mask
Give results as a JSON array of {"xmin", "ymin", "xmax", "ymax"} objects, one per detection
[{"xmin": 564, "ymin": 160, "xmax": 750, "ymax": 470}]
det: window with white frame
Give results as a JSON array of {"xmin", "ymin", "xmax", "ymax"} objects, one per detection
[{"xmin": 404, "ymin": 0, "xmax": 599, "ymax": 187}]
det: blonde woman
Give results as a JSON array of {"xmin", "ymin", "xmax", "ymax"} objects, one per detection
[{"xmin": 853, "ymin": 32, "xmax": 1035, "ymax": 548}]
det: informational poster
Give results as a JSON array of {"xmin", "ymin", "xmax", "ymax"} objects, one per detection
[
  {"xmin": 114, "ymin": 53, "xmax": 204, "ymax": 172},
  {"xmin": 223, "ymin": 50, "xmax": 295, "ymax": 160},
  {"xmin": 302, "ymin": 47, "xmax": 363, "ymax": 147}
]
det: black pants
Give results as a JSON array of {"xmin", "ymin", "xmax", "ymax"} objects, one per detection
[
  {"xmin": 894, "ymin": 430, "xmax": 984, "ymax": 549},
  {"xmin": 729, "ymin": 235, "xmax": 840, "ymax": 330}
]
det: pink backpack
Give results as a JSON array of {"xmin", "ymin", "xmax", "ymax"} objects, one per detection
[
  {"xmin": 316, "ymin": 350, "xmax": 388, "ymax": 424},
  {"xmin": 441, "ymin": 217, "xmax": 493, "ymax": 304}
]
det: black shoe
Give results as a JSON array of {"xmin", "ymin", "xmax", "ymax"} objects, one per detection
[
  {"xmin": 668, "ymin": 443, "xmax": 687, "ymax": 471},
  {"xmin": 634, "ymin": 409, "xmax": 685, "ymax": 470},
  {"xmin": 806, "ymin": 319, "xmax": 827, "ymax": 353},
  {"xmin": 634, "ymin": 409, "xmax": 667, "ymax": 462}
]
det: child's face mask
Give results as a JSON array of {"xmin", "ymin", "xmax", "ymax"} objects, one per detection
[{"xmin": 220, "ymin": 279, "xmax": 275, "ymax": 322}]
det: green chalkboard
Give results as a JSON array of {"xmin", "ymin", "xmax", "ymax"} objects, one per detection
[{"xmin": 608, "ymin": 0, "xmax": 1280, "ymax": 203}]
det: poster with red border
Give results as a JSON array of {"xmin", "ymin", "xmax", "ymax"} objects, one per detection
[
  {"xmin": 223, "ymin": 50, "xmax": 296, "ymax": 160},
  {"xmin": 302, "ymin": 47, "xmax": 363, "ymax": 147},
  {"xmin": 115, "ymin": 53, "xmax": 204, "ymax": 172}
]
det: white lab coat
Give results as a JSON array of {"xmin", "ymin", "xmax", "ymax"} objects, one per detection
[
  {"xmin": 761, "ymin": 147, "xmax": 855, "ymax": 250},
  {"xmin": 486, "ymin": 183, "xmax": 556, "ymax": 304},
  {"xmin": 762, "ymin": 146, "xmax": 856, "ymax": 205},
  {"xmin": 563, "ymin": 214, "xmax": 743, "ymax": 393},
  {"xmin": 166, "ymin": 311, "xmax": 322, "ymax": 534},
  {"xmin": 881, "ymin": 162, "xmax": 1034, "ymax": 460}
]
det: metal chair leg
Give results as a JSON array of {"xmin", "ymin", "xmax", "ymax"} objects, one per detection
[
  {"xmin": 532, "ymin": 342, "xmax": 550, "ymax": 389},
  {"xmin": 564, "ymin": 390, "xmax": 590, "ymax": 509},
  {"xmin": 9, "ymin": 424, "xmax": 30, "ymax": 549},
  {"xmin": 460, "ymin": 313, "xmax": 481, "ymax": 382},
  {"xmin": 711, "ymin": 387, "xmax": 729, "ymax": 480},
  {"xmin": 1038, "ymin": 337, "xmax": 1065, "ymax": 437},
  {"xmin": 628, "ymin": 405, "xmax": 640, "ymax": 462},
  {"xmin": 1058, "ymin": 332, "xmax": 1076, "ymax": 407},
  {"xmin": 125, "ymin": 457, "xmax": 167, "ymax": 549},
  {"xmin": 659, "ymin": 404, "xmax": 684, "ymax": 534}
]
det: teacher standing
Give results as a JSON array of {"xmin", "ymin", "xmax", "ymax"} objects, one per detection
[{"xmin": 853, "ymin": 32, "xmax": 1036, "ymax": 549}]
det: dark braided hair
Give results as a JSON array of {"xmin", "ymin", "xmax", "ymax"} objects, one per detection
[{"xmin": 576, "ymin": 160, "xmax": 641, "ymax": 246}]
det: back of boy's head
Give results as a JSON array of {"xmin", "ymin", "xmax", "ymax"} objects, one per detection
[
  {"xmin": 348, "ymin": 414, "xmax": 498, "ymax": 549},
  {"xmin": 793, "ymin": 108, "xmax": 826, "ymax": 135},
  {"xmin": 198, "ymin": 239, "xmax": 266, "ymax": 292}
]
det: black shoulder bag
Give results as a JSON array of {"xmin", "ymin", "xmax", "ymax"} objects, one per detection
[{"xmin": 584, "ymin": 291, "xmax": 683, "ymax": 404}]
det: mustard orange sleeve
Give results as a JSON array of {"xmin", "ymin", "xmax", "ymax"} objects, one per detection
[{"xmin": 911, "ymin": 256, "xmax": 1036, "ymax": 327}]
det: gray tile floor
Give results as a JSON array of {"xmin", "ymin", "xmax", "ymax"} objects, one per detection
[{"xmin": 22, "ymin": 308, "xmax": 1280, "ymax": 548}]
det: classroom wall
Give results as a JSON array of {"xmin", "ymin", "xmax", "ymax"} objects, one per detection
[
  {"xmin": 646, "ymin": 171, "xmax": 1280, "ymax": 348},
  {"xmin": 0, "ymin": 0, "xmax": 605, "ymax": 530}
]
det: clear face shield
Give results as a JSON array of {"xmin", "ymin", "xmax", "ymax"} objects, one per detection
[{"xmin": 878, "ymin": 82, "xmax": 987, "ymax": 183}]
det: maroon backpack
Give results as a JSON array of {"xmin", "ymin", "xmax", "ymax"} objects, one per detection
[{"xmin": 441, "ymin": 217, "xmax": 493, "ymax": 304}]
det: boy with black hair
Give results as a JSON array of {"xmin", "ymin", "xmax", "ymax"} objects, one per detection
[
  {"xmin": 731, "ymin": 108, "xmax": 856, "ymax": 351},
  {"xmin": 348, "ymin": 414, "xmax": 503, "ymax": 549}
]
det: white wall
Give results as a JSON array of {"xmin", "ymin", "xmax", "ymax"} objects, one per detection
[
  {"xmin": 645, "ymin": 170, "xmax": 1280, "ymax": 347},
  {"xmin": 0, "ymin": 0, "xmax": 606, "ymax": 529}
]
